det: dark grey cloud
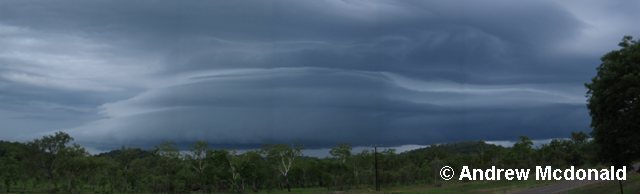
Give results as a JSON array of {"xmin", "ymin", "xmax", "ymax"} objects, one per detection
[
  {"xmin": 0, "ymin": 0, "xmax": 638, "ymax": 150},
  {"xmin": 70, "ymin": 67, "xmax": 587, "ymax": 149}
]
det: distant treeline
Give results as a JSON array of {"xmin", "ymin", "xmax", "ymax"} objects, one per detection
[{"xmin": 0, "ymin": 131, "xmax": 599, "ymax": 193}]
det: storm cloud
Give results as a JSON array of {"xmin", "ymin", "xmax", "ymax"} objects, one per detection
[{"xmin": 1, "ymin": 0, "xmax": 638, "ymax": 150}]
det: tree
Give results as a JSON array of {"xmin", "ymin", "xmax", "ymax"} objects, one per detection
[
  {"xmin": 570, "ymin": 131, "xmax": 588, "ymax": 144},
  {"xmin": 0, "ymin": 132, "xmax": 611, "ymax": 192},
  {"xmin": 188, "ymin": 141, "xmax": 209, "ymax": 191},
  {"xmin": 263, "ymin": 144, "xmax": 302, "ymax": 192},
  {"xmin": 0, "ymin": 141, "xmax": 27, "ymax": 192},
  {"xmin": 55, "ymin": 145, "xmax": 90, "ymax": 193},
  {"xmin": 237, "ymin": 151, "xmax": 268, "ymax": 192},
  {"xmin": 28, "ymin": 131, "xmax": 75, "ymax": 191},
  {"xmin": 352, "ymin": 150, "xmax": 372, "ymax": 186},
  {"xmin": 330, "ymin": 144, "xmax": 352, "ymax": 164},
  {"xmin": 152, "ymin": 141, "xmax": 184, "ymax": 192},
  {"xmin": 586, "ymin": 36, "xmax": 640, "ymax": 194},
  {"xmin": 567, "ymin": 131, "xmax": 594, "ymax": 166},
  {"xmin": 206, "ymin": 149, "xmax": 233, "ymax": 192},
  {"xmin": 329, "ymin": 143, "xmax": 354, "ymax": 188},
  {"xmin": 227, "ymin": 151, "xmax": 244, "ymax": 192},
  {"xmin": 509, "ymin": 136, "xmax": 533, "ymax": 168},
  {"xmin": 586, "ymin": 35, "xmax": 640, "ymax": 167}
]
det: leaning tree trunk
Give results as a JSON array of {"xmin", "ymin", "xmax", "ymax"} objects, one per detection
[
  {"xmin": 619, "ymin": 180, "xmax": 624, "ymax": 194},
  {"xmin": 4, "ymin": 179, "xmax": 10, "ymax": 193},
  {"xmin": 285, "ymin": 176, "xmax": 291, "ymax": 192}
]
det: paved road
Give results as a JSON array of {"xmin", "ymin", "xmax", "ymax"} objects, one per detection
[{"xmin": 512, "ymin": 180, "xmax": 602, "ymax": 194}]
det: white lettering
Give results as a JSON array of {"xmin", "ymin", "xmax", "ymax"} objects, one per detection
[
  {"xmin": 514, "ymin": 169, "xmax": 530, "ymax": 180},
  {"xmin": 588, "ymin": 169, "xmax": 598, "ymax": 180},
  {"xmin": 553, "ymin": 169, "xmax": 563, "ymax": 180},
  {"xmin": 616, "ymin": 166, "xmax": 626, "ymax": 181},
  {"xmin": 485, "ymin": 166, "xmax": 496, "ymax": 180},
  {"xmin": 452, "ymin": 166, "xmax": 625, "ymax": 181},
  {"xmin": 536, "ymin": 166, "xmax": 551, "ymax": 180},
  {"xmin": 459, "ymin": 166, "xmax": 473, "ymax": 181},
  {"xmin": 564, "ymin": 166, "xmax": 575, "ymax": 180},
  {"xmin": 576, "ymin": 169, "xmax": 586, "ymax": 180},
  {"xmin": 505, "ymin": 169, "xmax": 514, "ymax": 180}
]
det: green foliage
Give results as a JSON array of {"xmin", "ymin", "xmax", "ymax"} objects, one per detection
[
  {"xmin": 330, "ymin": 143, "xmax": 352, "ymax": 164},
  {"xmin": 0, "ymin": 141, "xmax": 28, "ymax": 193},
  {"xmin": 0, "ymin": 131, "xmax": 602, "ymax": 193},
  {"xmin": 262, "ymin": 144, "xmax": 303, "ymax": 192},
  {"xmin": 586, "ymin": 35, "xmax": 640, "ymax": 167}
]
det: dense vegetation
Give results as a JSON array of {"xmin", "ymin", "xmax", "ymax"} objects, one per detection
[
  {"xmin": 0, "ymin": 131, "xmax": 602, "ymax": 193},
  {"xmin": 586, "ymin": 36, "xmax": 640, "ymax": 194},
  {"xmin": 586, "ymin": 35, "xmax": 640, "ymax": 167}
]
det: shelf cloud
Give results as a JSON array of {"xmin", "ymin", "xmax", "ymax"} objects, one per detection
[{"xmin": 1, "ymin": 0, "xmax": 638, "ymax": 150}]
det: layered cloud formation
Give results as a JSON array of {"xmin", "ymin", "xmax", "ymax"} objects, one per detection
[{"xmin": 1, "ymin": 0, "xmax": 638, "ymax": 149}]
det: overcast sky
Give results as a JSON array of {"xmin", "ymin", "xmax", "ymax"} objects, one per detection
[{"xmin": 1, "ymin": 0, "xmax": 639, "ymax": 150}]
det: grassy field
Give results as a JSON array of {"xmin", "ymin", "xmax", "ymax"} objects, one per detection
[
  {"xmin": 256, "ymin": 173, "xmax": 640, "ymax": 194},
  {"xmin": 255, "ymin": 180, "xmax": 555, "ymax": 194},
  {"xmin": 5, "ymin": 173, "xmax": 637, "ymax": 193},
  {"xmin": 566, "ymin": 172, "xmax": 640, "ymax": 194}
]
